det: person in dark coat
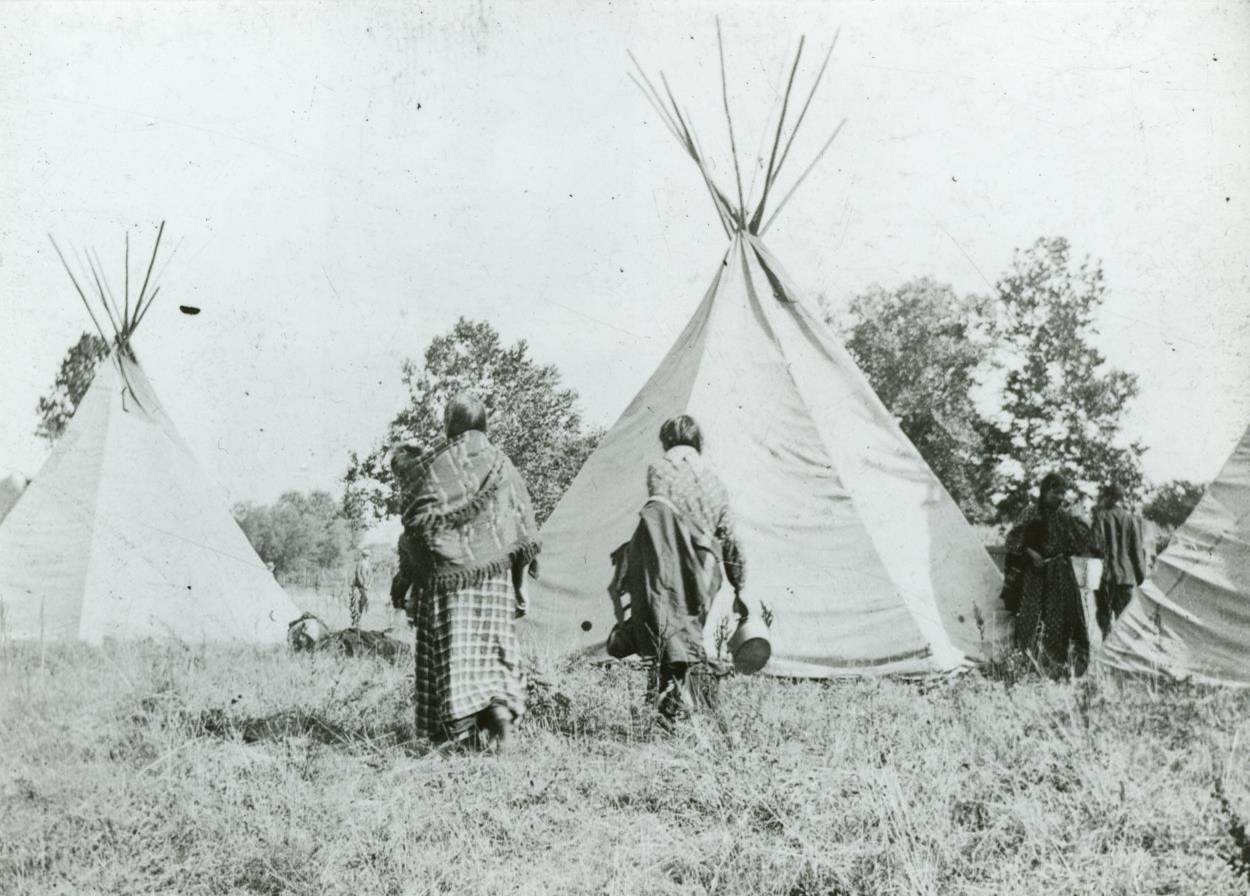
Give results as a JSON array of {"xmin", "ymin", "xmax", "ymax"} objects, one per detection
[
  {"xmin": 1006, "ymin": 472, "xmax": 1098, "ymax": 676},
  {"xmin": 608, "ymin": 415, "xmax": 744, "ymax": 721}
]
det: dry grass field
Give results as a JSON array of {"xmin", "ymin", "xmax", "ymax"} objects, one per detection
[{"xmin": 2, "ymin": 631, "xmax": 1249, "ymax": 896}]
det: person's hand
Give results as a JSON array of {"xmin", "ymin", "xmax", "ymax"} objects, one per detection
[
  {"xmin": 1025, "ymin": 548, "xmax": 1044, "ymax": 569},
  {"xmin": 390, "ymin": 575, "xmax": 408, "ymax": 611},
  {"xmin": 514, "ymin": 578, "xmax": 529, "ymax": 619}
]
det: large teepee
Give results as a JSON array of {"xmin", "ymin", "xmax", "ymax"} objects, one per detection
[
  {"xmin": 0, "ymin": 224, "xmax": 300, "ymax": 644},
  {"xmin": 1099, "ymin": 422, "xmax": 1250, "ymax": 686},
  {"xmin": 524, "ymin": 31, "xmax": 1010, "ymax": 676}
]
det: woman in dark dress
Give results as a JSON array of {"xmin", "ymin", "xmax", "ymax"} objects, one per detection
[
  {"xmin": 1006, "ymin": 472, "xmax": 1097, "ymax": 676},
  {"xmin": 609, "ymin": 414, "xmax": 746, "ymax": 722}
]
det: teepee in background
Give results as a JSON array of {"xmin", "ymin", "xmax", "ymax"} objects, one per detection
[
  {"xmin": 1099, "ymin": 421, "xmax": 1250, "ymax": 686},
  {"xmin": 0, "ymin": 472, "xmax": 27, "ymax": 525},
  {"xmin": 524, "ymin": 28, "xmax": 1010, "ymax": 676},
  {"xmin": 0, "ymin": 224, "xmax": 300, "ymax": 644}
]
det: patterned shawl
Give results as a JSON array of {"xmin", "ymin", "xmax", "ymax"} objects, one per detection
[
  {"xmin": 390, "ymin": 430, "xmax": 540, "ymax": 593},
  {"xmin": 1005, "ymin": 506, "xmax": 1096, "ymax": 560}
]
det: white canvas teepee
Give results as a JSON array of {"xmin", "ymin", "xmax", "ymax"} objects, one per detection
[
  {"xmin": 0, "ymin": 472, "xmax": 28, "ymax": 525},
  {"xmin": 0, "ymin": 225, "xmax": 299, "ymax": 644},
  {"xmin": 524, "ymin": 33, "xmax": 1011, "ymax": 676},
  {"xmin": 1099, "ymin": 422, "xmax": 1250, "ymax": 686}
]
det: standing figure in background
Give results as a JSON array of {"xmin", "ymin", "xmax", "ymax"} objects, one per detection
[
  {"xmin": 1092, "ymin": 482, "xmax": 1147, "ymax": 639},
  {"xmin": 390, "ymin": 394, "xmax": 540, "ymax": 753},
  {"xmin": 348, "ymin": 549, "xmax": 370, "ymax": 628},
  {"xmin": 1006, "ymin": 472, "xmax": 1098, "ymax": 676}
]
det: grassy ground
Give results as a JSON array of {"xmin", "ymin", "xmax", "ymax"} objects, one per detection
[{"xmin": 2, "ymin": 636, "xmax": 1248, "ymax": 896}]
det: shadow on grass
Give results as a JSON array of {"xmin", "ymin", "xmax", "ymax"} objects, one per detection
[
  {"xmin": 1214, "ymin": 778, "xmax": 1250, "ymax": 885},
  {"xmin": 518, "ymin": 673, "xmax": 661, "ymax": 743},
  {"xmin": 524, "ymin": 660, "xmax": 741, "ymax": 746},
  {"xmin": 188, "ymin": 706, "xmax": 419, "ymax": 753}
]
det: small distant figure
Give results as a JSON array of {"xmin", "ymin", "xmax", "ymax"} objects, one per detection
[
  {"xmin": 265, "ymin": 561, "xmax": 276, "ymax": 575},
  {"xmin": 349, "ymin": 549, "xmax": 370, "ymax": 629},
  {"xmin": 1092, "ymin": 482, "xmax": 1147, "ymax": 639},
  {"xmin": 1005, "ymin": 472, "xmax": 1098, "ymax": 676}
]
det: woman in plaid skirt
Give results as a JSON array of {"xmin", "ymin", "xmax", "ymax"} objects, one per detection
[{"xmin": 389, "ymin": 395, "xmax": 540, "ymax": 751}]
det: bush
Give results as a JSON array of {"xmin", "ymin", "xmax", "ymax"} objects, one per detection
[{"xmin": 233, "ymin": 491, "xmax": 357, "ymax": 577}]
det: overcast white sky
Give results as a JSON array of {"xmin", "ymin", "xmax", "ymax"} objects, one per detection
[{"xmin": 1, "ymin": 1, "xmax": 1247, "ymax": 506}]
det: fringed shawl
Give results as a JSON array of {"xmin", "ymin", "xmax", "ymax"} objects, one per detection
[{"xmin": 391, "ymin": 430, "xmax": 540, "ymax": 594}]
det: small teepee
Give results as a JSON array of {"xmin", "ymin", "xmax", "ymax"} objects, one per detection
[
  {"xmin": 1099, "ymin": 421, "xmax": 1250, "ymax": 686},
  {"xmin": 0, "ymin": 224, "xmax": 300, "ymax": 644},
  {"xmin": 524, "ymin": 29, "xmax": 1011, "ymax": 676}
]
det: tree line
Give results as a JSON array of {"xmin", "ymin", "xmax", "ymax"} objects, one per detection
[{"xmin": 837, "ymin": 236, "xmax": 1164, "ymax": 524}]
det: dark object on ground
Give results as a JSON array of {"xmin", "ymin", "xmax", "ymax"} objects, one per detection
[
  {"xmin": 287, "ymin": 613, "xmax": 328, "ymax": 652},
  {"xmin": 316, "ymin": 627, "xmax": 410, "ymax": 660}
]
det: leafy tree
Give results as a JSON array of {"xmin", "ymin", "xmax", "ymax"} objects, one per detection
[
  {"xmin": 233, "ymin": 490, "xmax": 356, "ymax": 576},
  {"xmin": 980, "ymin": 237, "xmax": 1145, "ymax": 521},
  {"xmin": 343, "ymin": 318, "xmax": 602, "ymax": 528},
  {"xmin": 837, "ymin": 278, "xmax": 996, "ymax": 519},
  {"xmin": 1143, "ymin": 479, "xmax": 1206, "ymax": 531},
  {"xmin": 35, "ymin": 333, "xmax": 110, "ymax": 442}
]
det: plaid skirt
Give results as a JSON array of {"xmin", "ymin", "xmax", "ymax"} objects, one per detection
[{"xmin": 413, "ymin": 572, "xmax": 525, "ymax": 743}]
